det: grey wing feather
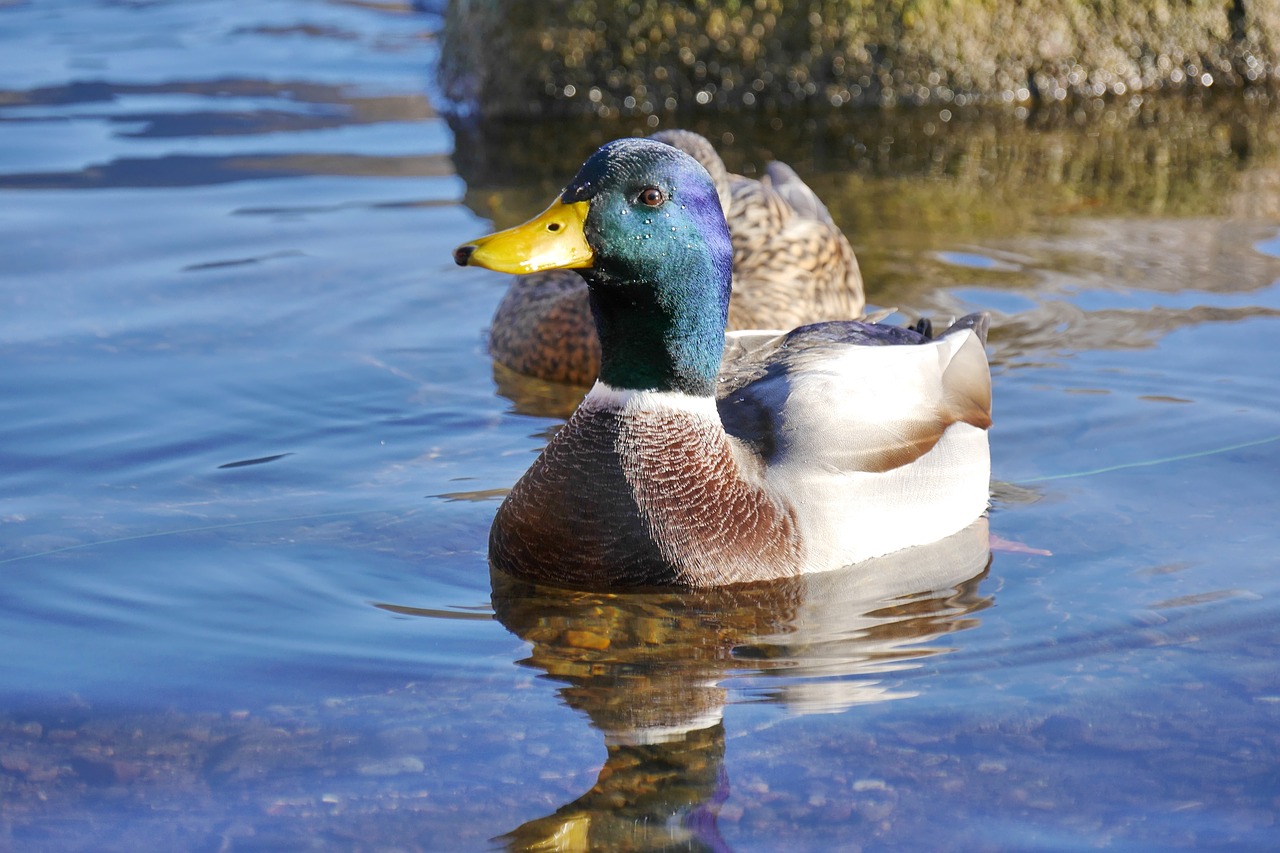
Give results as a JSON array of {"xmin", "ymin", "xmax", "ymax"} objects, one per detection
[
  {"xmin": 762, "ymin": 161, "xmax": 834, "ymax": 225},
  {"xmin": 717, "ymin": 314, "xmax": 992, "ymax": 473},
  {"xmin": 939, "ymin": 312, "xmax": 991, "ymax": 345},
  {"xmin": 716, "ymin": 331, "xmax": 789, "ymax": 460},
  {"xmin": 717, "ymin": 330, "xmax": 787, "ymax": 394}
]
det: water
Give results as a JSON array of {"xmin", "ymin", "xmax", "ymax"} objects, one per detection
[{"xmin": 2, "ymin": 2, "xmax": 1279, "ymax": 850}]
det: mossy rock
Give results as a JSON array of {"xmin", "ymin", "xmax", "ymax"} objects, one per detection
[{"xmin": 440, "ymin": 0, "xmax": 1280, "ymax": 117}]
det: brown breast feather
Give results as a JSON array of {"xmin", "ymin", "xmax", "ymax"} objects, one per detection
[
  {"xmin": 491, "ymin": 406, "xmax": 804, "ymax": 588},
  {"xmin": 617, "ymin": 409, "xmax": 804, "ymax": 587},
  {"xmin": 490, "ymin": 407, "xmax": 671, "ymax": 587}
]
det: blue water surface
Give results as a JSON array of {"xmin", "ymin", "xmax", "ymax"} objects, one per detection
[{"xmin": 2, "ymin": 2, "xmax": 1279, "ymax": 850}]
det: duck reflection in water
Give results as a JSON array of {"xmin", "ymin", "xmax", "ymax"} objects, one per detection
[{"xmin": 488, "ymin": 518, "xmax": 993, "ymax": 852}]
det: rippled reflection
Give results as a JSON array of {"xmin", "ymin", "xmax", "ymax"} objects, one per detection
[
  {"xmin": 455, "ymin": 95, "xmax": 1280, "ymax": 424},
  {"xmin": 487, "ymin": 519, "xmax": 991, "ymax": 849}
]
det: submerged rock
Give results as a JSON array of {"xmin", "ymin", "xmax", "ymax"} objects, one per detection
[{"xmin": 440, "ymin": 0, "xmax": 1280, "ymax": 117}]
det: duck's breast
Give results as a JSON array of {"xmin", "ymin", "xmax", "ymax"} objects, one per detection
[
  {"xmin": 613, "ymin": 398, "xmax": 805, "ymax": 586},
  {"xmin": 490, "ymin": 405, "xmax": 673, "ymax": 587}
]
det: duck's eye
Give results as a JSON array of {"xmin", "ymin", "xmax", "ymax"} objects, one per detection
[{"xmin": 637, "ymin": 186, "xmax": 666, "ymax": 207}]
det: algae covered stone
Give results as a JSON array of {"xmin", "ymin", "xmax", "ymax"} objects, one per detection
[{"xmin": 440, "ymin": 0, "xmax": 1280, "ymax": 117}]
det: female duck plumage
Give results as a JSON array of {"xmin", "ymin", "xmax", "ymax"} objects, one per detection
[{"xmin": 455, "ymin": 138, "xmax": 991, "ymax": 589}]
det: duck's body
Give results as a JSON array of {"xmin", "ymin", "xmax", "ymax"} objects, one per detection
[
  {"xmin": 491, "ymin": 320, "xmax": 990, "ymax": 588},
  {"xmin": 456, "ymin": 138, "xmax": 991, "ymax": 589},
  {"xmin": 488, "ymin": 130, "xmax": 864, "ymax": 386}
]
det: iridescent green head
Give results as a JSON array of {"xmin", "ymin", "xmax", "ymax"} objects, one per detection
[{"xmin": 455, "ymin": 138, "xmax": 732, "ymax": 396}]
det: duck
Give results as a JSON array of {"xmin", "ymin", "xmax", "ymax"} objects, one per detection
[
  {"xmin": 486, "ymin": 129, "xmax": 865, "ymax": 386},
  {"xmin": 454, "ymin": 137, "xmax": 991, "ymax": 589}
]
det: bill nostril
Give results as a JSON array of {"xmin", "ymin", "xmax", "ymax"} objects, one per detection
[
  {"xmin": 453, "ymin": 245, "xmax": 476, "ymax": 266},
  {"xmin": 547, "ymin": 222, "xmax": 562, "ymax": 232}
]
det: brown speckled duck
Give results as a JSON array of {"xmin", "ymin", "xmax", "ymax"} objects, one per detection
[
  {"xmin": 454, "ymin": 138, "xmax": 991, "ymax": 589},
  {"xmin": 487, "ymin": 129, "xmax": 865, "ymax": 386}
]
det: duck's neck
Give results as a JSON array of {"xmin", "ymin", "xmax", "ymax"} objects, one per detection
[
  {"xmin": 585, "ymin": 273, "xmax": 728, "ymax": 397},
  {"xmin": 581, "ymin": 381, "xmax": 722, "ymax": 421}
]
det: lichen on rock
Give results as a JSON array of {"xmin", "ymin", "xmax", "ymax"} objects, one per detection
[{"xmin": 440, "ymin": 0, "xmax": 1280, "ymax": 117}]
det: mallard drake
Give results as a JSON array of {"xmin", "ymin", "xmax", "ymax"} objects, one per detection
[
  {"xmin": 454, "ymin": 138, "xmax": 991, "ymax": 588},
  {"xmin": 487, "ymin": 129, "xmax": 864, "ymax": 386}
]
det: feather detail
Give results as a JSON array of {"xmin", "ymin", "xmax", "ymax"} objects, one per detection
[{"xmin": 762, "ymin": 160, "xmax": 835, "ymax": 225}]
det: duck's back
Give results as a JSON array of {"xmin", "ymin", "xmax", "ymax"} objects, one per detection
[
  {"xmin": 487, "ymin": 270, "xmax": 600, "ymax": 386},
  {"xmin": 724, "ymin": 163, "xmax": 864, "ymax": 331},
  {"xmin": 718, "ymin": 314, "xmax": 992, "ymax": 571}
]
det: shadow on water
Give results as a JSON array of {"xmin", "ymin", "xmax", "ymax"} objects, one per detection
[{"xmin": 484, "ymin": 519, "xmax": 991, "ymax": 850}]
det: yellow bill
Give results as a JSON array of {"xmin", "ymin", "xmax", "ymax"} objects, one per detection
[{"xmin": 453, "ymin": 199, "xmax": 593, "ymax": 274}]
